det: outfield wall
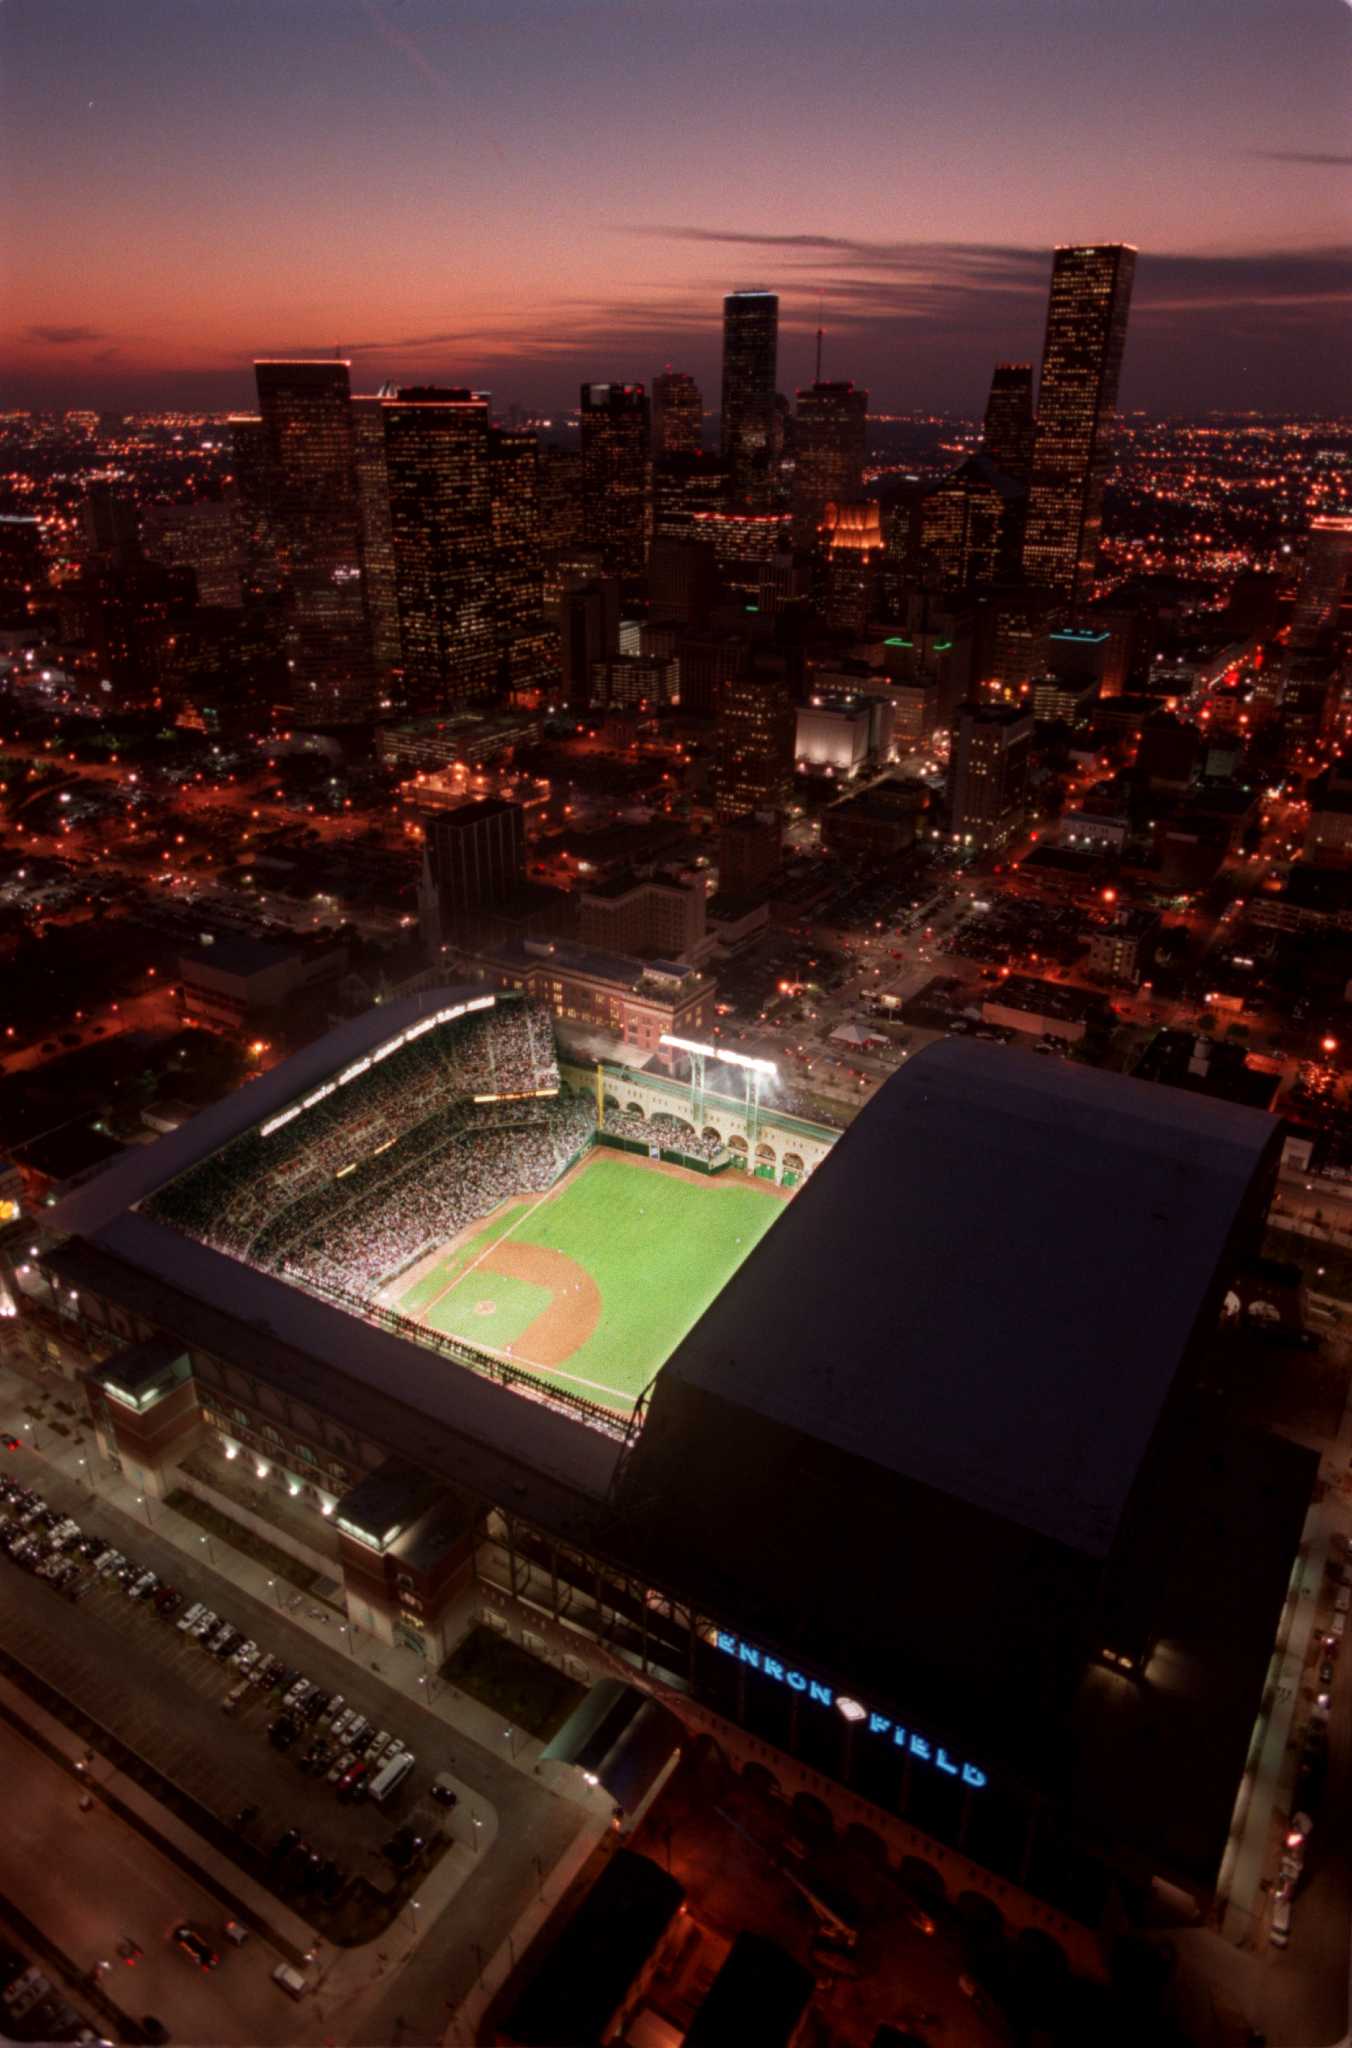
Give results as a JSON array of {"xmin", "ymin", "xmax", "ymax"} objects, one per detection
[{"xmin": 561, "ymin": 1062, "xmax": 838, "ymax": 1185}]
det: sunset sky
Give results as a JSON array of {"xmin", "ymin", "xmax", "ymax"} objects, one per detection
[{"xmin": 2, "ymin": 0, "xmax": 1348, "ymax": 416}]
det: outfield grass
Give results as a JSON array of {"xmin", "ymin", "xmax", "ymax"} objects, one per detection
[{"xmin": 394, "ymin": 1147, "xmax": 785, "ymax": 1408}]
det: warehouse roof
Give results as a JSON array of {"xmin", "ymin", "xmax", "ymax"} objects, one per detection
[{"xmin": 660, "ymin": 1038, "xmax": 1280, "ymax": 1560}]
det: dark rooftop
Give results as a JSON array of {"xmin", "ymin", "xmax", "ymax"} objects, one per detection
[{"xmin": 505, "ymin": 1849, "xmax": 684, "ymax": 2047}]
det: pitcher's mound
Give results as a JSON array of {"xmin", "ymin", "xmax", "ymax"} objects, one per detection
[{"xmin": 474, "ymin": 1299, "xmax": 496, "ymax": 1317}]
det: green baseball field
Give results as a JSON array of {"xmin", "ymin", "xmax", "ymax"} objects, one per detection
[{"xmin": 390, "ymin": 1146, "xmax": 788, "ymax": 1411}]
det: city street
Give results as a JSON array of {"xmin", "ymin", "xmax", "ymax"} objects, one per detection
[{"xmin": 0, "ymin": 1712, "xmax": 306, "ymax": 2047}]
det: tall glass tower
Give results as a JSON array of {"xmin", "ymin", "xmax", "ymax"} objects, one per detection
[
  {"xmin": 1021, "ymin": 246, "xmax": 1136, "ymax": 600},
  {"xmin": 720, "ymin": 290, "xmax": 779, "ymax": 496},
  {"xmin": 253, "ymin": 359, "xmax": 374, "ymax": 723},
  {"xmin": 981, "ymin": 362, "xmax": 1035, "ymax": 482},
  {"xmin": 382, "ymin": 387, "xmax": 497, "ymax": 711}
]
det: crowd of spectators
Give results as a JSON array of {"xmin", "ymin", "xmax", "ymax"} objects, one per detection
[
  {"xmin": 602, "ymin": 1105, "xmax": 724, "ymax": 1163},
  {"xmin": 146, "ymin": 998, "xmax": 578, "ymax": 1287},
  {"xmin": 282, "ymin": 1091, "xmax": 596, "ymax": 1294}
]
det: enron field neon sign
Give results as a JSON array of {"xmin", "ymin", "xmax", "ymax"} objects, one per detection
[{"xmin": 713, "ymin": 1632, "xmax": 987, "ymax": 1789}]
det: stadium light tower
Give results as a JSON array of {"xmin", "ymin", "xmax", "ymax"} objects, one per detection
[{"xmin": 660, "ymin": 1036, "xmax": 778, "ymax": 1161}]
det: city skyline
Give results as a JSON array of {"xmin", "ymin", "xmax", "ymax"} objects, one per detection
[{"xmin": 2, "ymin": 0, "xmax": 1349, "ymax": 416}]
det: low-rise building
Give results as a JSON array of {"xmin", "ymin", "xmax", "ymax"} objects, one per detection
[
  {"xmin": 579, "ymin": 871, "xmax": 709, "ymax": 963},
  {"xmin": 176, "ymin": 934, "xmax": 348, "ymax": 1035},
  {"xmin": 981, "ymin": 974, "xmax": 1106, "ymax": 1044},
  {"xmin": 820, "ymin": 776, "xmax": 925, "ymax": 861},
  {"xmin": 458, "ymin": 936, "xmax": 715, "ymax": 1059},
  {"xmin": 1087, "ymin": 908, "xmax": 1161, "ymax": 986}
]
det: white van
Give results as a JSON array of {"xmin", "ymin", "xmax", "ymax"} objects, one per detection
[
  {"xmin": 272, "ymin": 1963, "xmax": 308, "ymax": 1999},
  {"xmin": 369, "ymin": 1750, "xmax": 415, "ymax": 1805}
]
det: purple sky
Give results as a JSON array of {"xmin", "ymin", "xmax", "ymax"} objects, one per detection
[{"xmin": 2, "ymin": 0, "xmax": 1349, "ymax": 416}]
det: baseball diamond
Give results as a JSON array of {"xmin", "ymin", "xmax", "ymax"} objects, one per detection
[{"xmin": 390, "ymin": 1147, "xmax": 789, "ymax": 1410}]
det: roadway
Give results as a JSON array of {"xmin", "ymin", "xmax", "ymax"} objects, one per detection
[
  {"xmin": 0, "ymin": 1712, "xmax": 307, "ymax": 2046},
  {"xmin": 0, "ymin": 1416, "xmax": 593, "ymax": 2045}
]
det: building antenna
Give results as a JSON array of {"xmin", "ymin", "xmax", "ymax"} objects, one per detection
[{"xmin": 815, "ymin": 299, "xmax": 824, "ymax": 384}]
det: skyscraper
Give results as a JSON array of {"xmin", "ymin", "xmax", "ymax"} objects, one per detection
[
  {"xmin": 981, "ymin": 363, "xmax": 1035, "ymax": 481},
  {"xmin": 652, "ymin": 370, "xmax": 703, "ymax": 458},
  {"xmin": 351, "ymin": 388, "xmax": 404, "ymax": 693},
  {"xmin": 253, "ymin": 359, "xmax": 374, "ymax": 723},
  {"xmin": 579, "ymin": 383, "xmax": 650, "ymax": 576},
  {"xmin": 791, "ymin": 381, "xmax": 868, "ymax": 542},
  {"xmin": 382, "ymin": 386, "xmax": 496, "ymax": 711},
  {"xmin": 720, "ymin": 291, "xmax": 779, "ymax": 496},
  {"xmin": 488, "ymin": 426, "xmax": 548, "ymax": 693},
  {"xmin": 1291, "ymin": 514, "xmax": 1352, "ymax": 648},
  {"xmin": 1021, "ymin": 245, "xmax": 1136, "ymax": 601}
]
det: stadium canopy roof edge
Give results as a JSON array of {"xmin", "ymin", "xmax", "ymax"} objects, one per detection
[{"xmin": 51, "ymin": 984, "xmax": 499, "ymax": 1240}]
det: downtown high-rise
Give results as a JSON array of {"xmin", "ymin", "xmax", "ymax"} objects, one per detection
[
  {"xmin": 981, "ymin": 363, "xmax": 1035, "ymax": 481},
  {"xmin": 253, "ymin": 359, "xmax": 374, "ymax": 722},
  {"xmin": 382, "ymin": 386, "xmax": 497, "ymax": 710},
  {"xmin": 791, "ymin": 379, "xmax": 868, "ymax": 541},
  {"xmin": 579, "ymin": 383, "xmax": 650, "ymax": 576},
  {"xmin": 720, "ymin": 290, "xmax": 779, "ymax": 497},
  {"xmin": 1021, "ymin": 245, "xmax": 1136, "ymax": 600},
  {"xmin": 651, "ymin": 370, "xmax": 703, "ymax": 458}
]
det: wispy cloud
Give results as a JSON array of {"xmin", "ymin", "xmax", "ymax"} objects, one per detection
[
  {"xmin": 1254, "ymin": 151, "xmax": 1352, "ymax": 167},
  {"xmin": 24, "ymin": 323, "xmax": 108, "ymax": 346}
]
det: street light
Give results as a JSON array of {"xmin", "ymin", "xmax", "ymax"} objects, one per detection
[
  {"xmin": 136, "ymin": 1492, "xmax": 153, "ymax": 1528},
  {"xmin": 199, "ymin": 1532, "xmax": 216, "ymax": 1565},
  {"xmin": 471, "ymin": 1815, "xmax": 483, "ymax": 1856},
  {"xmin": 503, "ymin": 1725, "xmax": 518, "ymax": 1760},
  {"xmin": 267, "ymin": 1578, "xmax": 282, "ymax": 1607}
]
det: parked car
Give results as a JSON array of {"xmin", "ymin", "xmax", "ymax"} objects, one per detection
[{"xmin": 336, "ymin": 1760, "xmax": 371, "ymax": 1802}]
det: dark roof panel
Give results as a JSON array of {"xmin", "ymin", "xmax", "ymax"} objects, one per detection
[{"xmin": 660, "ymin": 1040, "xmax": 1279, "ymax": 1558}]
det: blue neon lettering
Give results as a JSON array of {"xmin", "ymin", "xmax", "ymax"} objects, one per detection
[{"xmin": 708, "ymin": 1632, "xmax": 986, "ymax": 1790}]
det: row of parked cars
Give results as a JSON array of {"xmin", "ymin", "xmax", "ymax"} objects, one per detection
[
  {"xmin": 0, "ymin": 1480, "xmax": 185, "ymax": 1617},
  {"xmin": 164, "ymin": 1596, "xmax": 419, "ymax": 1809}
]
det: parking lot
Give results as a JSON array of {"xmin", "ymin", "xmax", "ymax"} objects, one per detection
[{"xmin": 0, "ymin": 1473, "xmax": 456, "ymax": 1939}]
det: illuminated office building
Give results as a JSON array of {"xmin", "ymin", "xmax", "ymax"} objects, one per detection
[
  {"xmin": 792, "ymin": 381, "xmax": 867, "ymax": 543},
  {"xmin": 253, "ymin": 359, "xmax": 375, "ymax": 724},
  {"xmin": 652, "ymin": 371, "xmax": 703, "ymax": 458},
  {"xmin": 383, "ymin": 387, "xmax": 497, "ymax": 711},
  {"xmin": 352, "ymin": 388, "xmax": 404, "ymax": 689},
  {"xmin": 716, "ymin": 655, "xmax": 796, "ymax": 826},
  {"xmin": 488, "ymin": 427, "xmax": 548, "ymax": 694},
  {"xmin": 720, "ymin": 291, "xmax": 779, "ymax": 496},
  {"xmin": 1021, "ymin": 246, "xmax": 1136, "ymax": 600},
  {"xmin": 981, "ymin": 362, "xmax": 1035, "ymax": 482},
  {"xmin": 1292, "ymin": 514, "xmax": 1352, "ymax": 648},
  {"xmin": 580, "ymin": 384, "xmax": 651, "ymax": 577}
]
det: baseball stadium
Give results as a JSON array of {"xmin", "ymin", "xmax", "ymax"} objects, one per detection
[{"xmin": 136, "ymin": 990, "xmax": 827, "ymax": 1426}]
